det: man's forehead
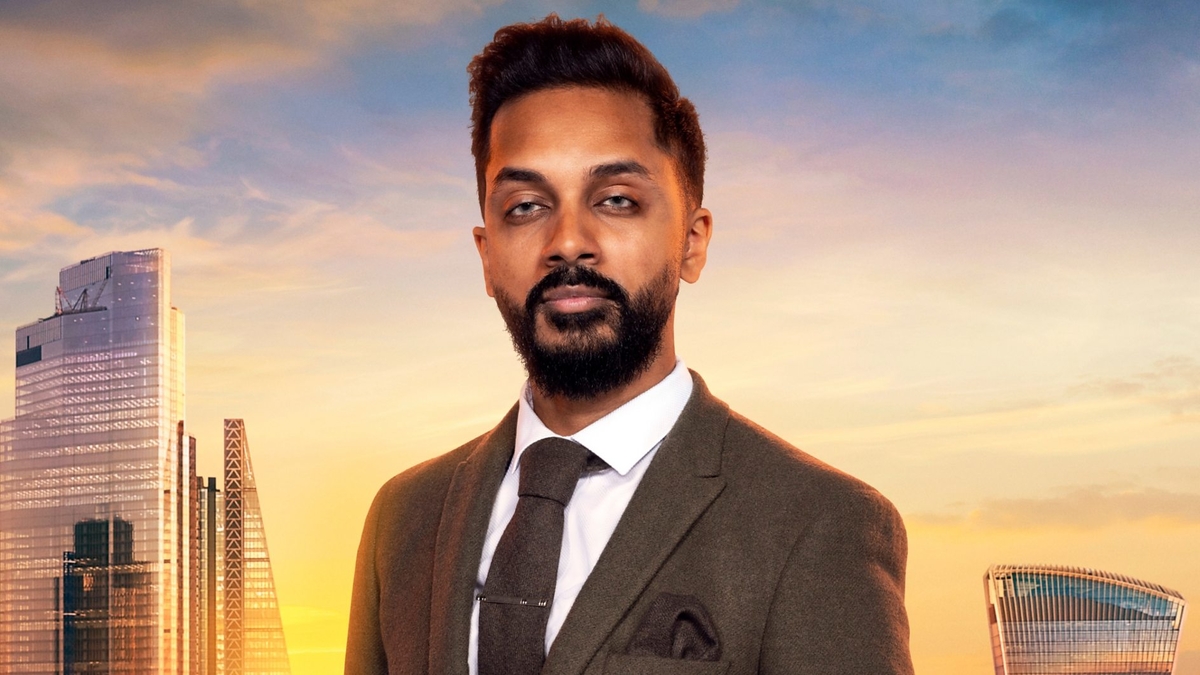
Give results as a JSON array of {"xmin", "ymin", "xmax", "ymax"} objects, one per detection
[
  {"xmin": 490, "ymin": 88, "xmax": 655, "ymax": 148},
  {"xmin": 486, "ymin": 87, "xmax": 670, "ymax": 182}
]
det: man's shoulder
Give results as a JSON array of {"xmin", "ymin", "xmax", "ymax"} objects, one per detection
[
  {"xmin": 681, "ymin": 372, "xmax": 898, "ymax": 520},
  {"xmin": 709, "ymin": 411, "xmax": 912, "ymax": 675}
]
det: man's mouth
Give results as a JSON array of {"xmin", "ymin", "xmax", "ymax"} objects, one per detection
[{"xmin": 540, "ymin": 284, "xmax": 610, "ymax": 313}]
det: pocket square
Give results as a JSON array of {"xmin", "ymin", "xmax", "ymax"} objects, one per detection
[{"xmin": 625, "ymin": 592, "xmax": 721, "ymax": 662}]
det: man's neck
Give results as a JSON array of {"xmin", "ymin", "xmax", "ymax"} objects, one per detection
[{"xmin": 530, "ymin": 340, "xmax": 679, "ymax": 437}]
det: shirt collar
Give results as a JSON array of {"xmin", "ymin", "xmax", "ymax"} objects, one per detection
[{"xmin": 513, "ymin": 359, "xmax": 694, "ymax": 476}]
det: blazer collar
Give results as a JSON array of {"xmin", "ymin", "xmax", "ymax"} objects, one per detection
[
  {"xmin": 426, "ymin": 371, "xmax": 730, "ymax": 675},
  {"xmin": 428, "ymin": 404, "xmax": 518, "ymax": 675},
  {"xmin": 544, "ymin": 370, "xmax": 730, "ymax": 674}
]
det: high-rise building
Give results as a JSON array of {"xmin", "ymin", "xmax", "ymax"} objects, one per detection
[
  {"xmin": 1, "ymin": 250, "xmax": 290, "ymax": 674},
  {"xmin": 0, "ymin": 249, "xmax": 190, "ymax": 673},
  {"xmin": 220, "ymin": 419, "xmax": 290, "ymax": 675},
  {"xmin": 192, "ymin": 420, "xmax": 289, "ymax": 675},
  {"xmin": 984, "ymin": 563, "xmax": 1187, "ymax": 675},
  {"xmin": 196, "ymin": 477, "xmax": 225, "ymax": 675}
]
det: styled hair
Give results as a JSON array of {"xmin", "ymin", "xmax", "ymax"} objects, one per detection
[{"xmin": 467, "ymin": 14, "xmax": 706, "ymax": 210}]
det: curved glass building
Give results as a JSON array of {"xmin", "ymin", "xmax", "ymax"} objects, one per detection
[{"xmin": 984, "ymin": 564, "xmax": 1187, "ymax": 675}]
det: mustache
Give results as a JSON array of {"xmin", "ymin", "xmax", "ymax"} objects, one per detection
[{"xmin": 525, "ymin": 265, "xmax": 630, "ymax": 314}]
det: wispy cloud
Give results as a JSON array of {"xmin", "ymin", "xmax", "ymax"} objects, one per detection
[
  {"xmin": 1072, "ymin": 356, "xmax": 1200, "ymax": 423},
  {"xmin": 0, "ymin": 0, "xmax": 503, "ymax": 61},
  {"xmin": 638, "ymin": 0, "xmax": 739, "ymax": 19},
  {"xmin": 913, "ymin": 484, "xmax": 1200, "ymax": 531},
  {"xmin": 0, "ymin": 0, "xmax": 486, "ymax": 280}
]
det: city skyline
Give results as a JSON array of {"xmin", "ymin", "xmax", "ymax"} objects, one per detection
[
  {"xmin": 0, "ymin": 250, "xmax": 289, "ymax": 673},
  {"xmin": 1, "ymin": 2, "xmax": 1198, "ymax": 673}
]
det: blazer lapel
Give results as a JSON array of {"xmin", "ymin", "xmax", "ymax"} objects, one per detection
[
  {"xmin": 544, "ymin": 372, "xmax": 730, "ymax": 675},
  {"xmin": 428, "ymin": 405, "xmax": 518, "ymax": 675}
]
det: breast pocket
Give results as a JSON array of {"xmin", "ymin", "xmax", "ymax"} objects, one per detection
[{"xmin": 603, "ymin": 653, "xmax": 732, "ymax": 675}]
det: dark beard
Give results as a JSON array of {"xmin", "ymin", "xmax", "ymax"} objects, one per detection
[{"xmin": 495, "ymin": 265, "xmax": 675, "ymax": 400}]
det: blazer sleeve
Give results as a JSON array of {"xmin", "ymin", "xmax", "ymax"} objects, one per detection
[
  {"xmin": 759, "ymin": 487, "xmax": 914, "ymax": 675},
  {"xmin": 345, "ymin": 489, "xmax": 389, "ymax": 675}
]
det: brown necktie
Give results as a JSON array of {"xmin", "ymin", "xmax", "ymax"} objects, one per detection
[{"xmin": 477, "ymin": 437, "xmax": 592, "ymax": 675}]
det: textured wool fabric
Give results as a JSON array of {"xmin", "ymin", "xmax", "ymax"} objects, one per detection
[
  {"xmin": 478, "ymin": 438, "xmax": 590, "ymax": 675},
  {"xmin": 345, "ymin": 372, "xmax": 914, "ymax": 675},
  {"xmin": 468, "ymin": 364, "xmax": 690, "ymax": 674},
  {"xmin": 624, "ymin": 592, "xmax": 721, "ymax": 661}
]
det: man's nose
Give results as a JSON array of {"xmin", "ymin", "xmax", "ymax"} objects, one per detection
[{"xmin": 543, "ymin": 206, "xmax": 597, "ymax": 267}]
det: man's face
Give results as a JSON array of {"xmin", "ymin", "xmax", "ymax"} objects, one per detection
[{"xmin": 473, "ymin": 86, "xmax": 711, "ymax": 399}]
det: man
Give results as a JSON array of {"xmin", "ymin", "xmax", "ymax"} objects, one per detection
[{"xmin": 346, "ymin": 15, "xmax": 912, "ymax": 675}]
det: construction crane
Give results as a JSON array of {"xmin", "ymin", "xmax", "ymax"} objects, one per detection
[{"xmin": 54, "ymin": 278, "xmax": 108, "ymax": 315}]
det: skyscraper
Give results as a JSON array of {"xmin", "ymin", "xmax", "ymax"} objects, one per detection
[
  {"xmin": 221, "ymin": 419, "xmax": 290, "ymax": 675},
  {"xmin": 0, "ymin": 249, "xmax": 190, "ymax": 673},
  {"xmin": 196, "ymin": 476, "xmax": 225, "ymax": 675},
  {"xmin": 1, "ymin": 250, "xmax": 291, "ymax": 674},
  {"xmin": 984, "ymin": 563, "xmax": 1187, "ymax": 675},
  {"xmin": 192, "ymin": 420, "xmax": 289, "ymax": 675}
]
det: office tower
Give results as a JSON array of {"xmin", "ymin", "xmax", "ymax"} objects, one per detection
[
  {"xmin": 188, "ymin": 436, "xmax": 201, "ymax": 674},
  {"xmin": 196, "ymin": 477, "xmax": 225, "ymax": 675},
  {"xmin": 194, "ymin": 420, "xmax": 289, "ymax": 675},
  {"xmin": 223, "ymin": 419, "xmax": 290, "ymax": 675},
  {"xmin": 0, "ymin": 249, "xmax": 191, "ymax": 674},
  {"xmin": 984, "ymin": 564, "xmax": 1187, "ymax": 675}
]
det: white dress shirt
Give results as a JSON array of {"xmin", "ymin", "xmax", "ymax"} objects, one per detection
[{"xmin": 466, "ymin": 359, "xmax": 694, "ymax": 674}]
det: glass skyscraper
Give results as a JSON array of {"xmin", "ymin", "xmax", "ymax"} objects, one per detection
[
  {"xmin": 2, "ymin": 250, "xmax": 290, "ymax": 674},
  {"xmin": 196, "ymin": 476, "xmax": 225, "ymax": 675},
  {"xmin": 985, "ymin": 563, "xmax": 1187, "ymax": 675},
  {"xmin": 0, "ymin": 249, "xmax": 190, "ymax": 673}
]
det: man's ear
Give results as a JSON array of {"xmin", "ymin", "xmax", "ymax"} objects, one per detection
[
  {"xmin": 473, "ymin": 225, "xmax": 495, "ymax": 297},
  {"xmin": 680, "ymin": 207, "xmax": 713, "ymax": 284}
]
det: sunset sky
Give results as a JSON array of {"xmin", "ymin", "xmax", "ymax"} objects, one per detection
[{"xmin": 2, "ymin": 1, "xmax": 1199, "ymax": 672}]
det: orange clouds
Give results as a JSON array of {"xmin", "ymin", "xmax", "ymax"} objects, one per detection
[
  {"xmin": 1072, "ymin": 356, "xmax": 1200, "ymax": 422},
  {"xmin": 913, "ymin": 485, "xmax": 1200, "ymax": 531}
]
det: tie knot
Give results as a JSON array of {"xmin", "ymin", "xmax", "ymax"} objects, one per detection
[{"xmin": 518, "ymin": 437, "xmax": 590, "ymax": 505}]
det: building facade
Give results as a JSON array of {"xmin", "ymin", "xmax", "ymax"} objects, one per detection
[
  {"xmin": 985, "ymin": 564, "xmax": 1187, "ymax": 675},
  {"xmin": 196, "ymin": 477, "xmax": 225, "ymax": 675},
  {"xmin": 220, "ymin": 419, "xmax": 289, "ymax": 675},
  {"xmin": 1, "ymin": 250, "xmax": 289, "ymax": 674},
  {"xmin": 193, "ymin": 420, "xmax": 289, "ymax": 675},
  {"xmin": 0, "ymin": 249, "xmax": 190, "ymax": 674}
]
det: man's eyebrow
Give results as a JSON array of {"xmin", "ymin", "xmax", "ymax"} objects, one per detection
[
  {"xmin": 589, "ymin": 161, "xmax": 652, "ymax": 180},
  {"xmin": 492, "ymin": 167, "xmax": 547, "ymax": 188}
]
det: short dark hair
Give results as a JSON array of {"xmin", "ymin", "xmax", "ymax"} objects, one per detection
[{"xmin": 468, "ymin": 15, "xmax": 706, "ymax": 211}]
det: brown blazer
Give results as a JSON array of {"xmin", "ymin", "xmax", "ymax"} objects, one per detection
[{"xmin": 345, "ymin": 372, "xmax": 913, "ymax": 674}]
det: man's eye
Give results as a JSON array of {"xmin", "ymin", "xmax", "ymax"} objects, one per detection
[
  {"xmin": 600, "ymin": 195, "xmax": 637, "ymax": 209},
  {"xmin": 507, "ymin": 201, "xmax": 543, "ymax": 218}
]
